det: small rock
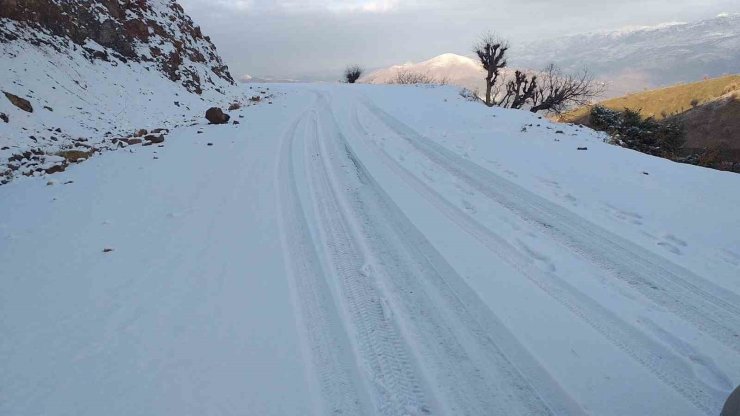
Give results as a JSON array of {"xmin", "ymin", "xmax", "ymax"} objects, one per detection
[
  {"xmin": 3, "ymin": 91, "xmax": 33, "ymax": 113},
  {"xmin": 555, "ymin": 130, "xmax": 565, "ymax": 134},
  {"xmin": 0, "ymin": 113, "xmax": 8, "ymax": 123},
  {"xmin": 45, "ymin": 164, "xmax": 67, "ymax": 174},
  {"xmin": 577, "ymin": 147, "xmax": 588, "ymax": 151},
  {"xmin": 134, "ymin": 129, "xmax": 148, "ymax": 137},
  {"xmin": 233, "ymin": 120, "xmax": 240, "ymax": 125},
  {"xmin": 103, "ymin": 248, "xmax": 114, "ymax": 253},
  {"xmin": 123, "ymin": 138, "xmax": 142, "ymax": 145},
  {"xmin": 207, "ymin": 142, "xmax": 213, "ymax": 146},
  {"xmin": 46, "ymin": 180, "xmax": 55, "ymax": 186},
  {"xmin": 44, "ymin": 106, "xmax": 54, "ymax": 112},
  {"xmin": 144, "ymin": 134, "xmax": 165, "ymax": 144},
  {"xmin": 642, "ymin": 171, "xmax": 649, "ymax": 175}
]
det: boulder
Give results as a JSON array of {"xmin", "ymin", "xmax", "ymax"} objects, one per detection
[
  {"xmin": 134, "ymin": 129, "xmax": 148, "ymax": 137},
  {"xmin": 205, "ymin": 107, "xmax": 230, "ymax": 124},
  {"xmin": 3, "ymin": 91, "xmax": 33, "ymax": 113},
  {"xmin": 723, "ymin": 385, "xmax": 740, "ymax": 416}
]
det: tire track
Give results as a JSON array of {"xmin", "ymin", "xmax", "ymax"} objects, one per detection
[
  {"xmin": 275, "ymin": 109, "xmax": 372, "ymax": 416},
  {"xmin": 314, "ymin": 94, "xmax": 586, "ymax": 416},
  {"xmin": 301, "ymin": 109, "xmax": 432, "ymax": 416},
  {"xmin": 360, "ymin": 100, "xmax": 740, "ymax": 356},
  {"xmin": 349, "ymin": 103, "xmax": 726, "ymax": 415}
]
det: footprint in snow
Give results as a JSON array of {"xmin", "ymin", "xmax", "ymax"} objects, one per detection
[
  {"xmin": 517, "ymin": 240, "xmax": 556, "ymax": 272},
  {"xmin": 663, "ymin": 233, "xmax": 688, "ymax": 247},
  {"xmin": 461, "ymin": 199, "xmax": 477, "ymax": 214},
  {"xmin": 720, "ymin": 249, "xmax": 740, "ymax": 266},
  {"xmin": 639, "ymin": 317, "xmax": 734, "ymax": 392},
  {"xmin": 657, "ymin": 241, "xmax": 682, "ymax": 255}
]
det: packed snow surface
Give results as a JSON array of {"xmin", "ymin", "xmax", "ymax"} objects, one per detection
[{"xmin": 1, "ymin": 84, "xmax": 739, "ymax": 416}]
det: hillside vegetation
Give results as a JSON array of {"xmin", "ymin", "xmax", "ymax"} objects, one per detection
[
  {"xmin": 561, "ymin": 75, "xmax": 740, "ymax": 172},
  {"xmin": 562, "ymin": 74, "xmax": 740, "ymax": 122}
]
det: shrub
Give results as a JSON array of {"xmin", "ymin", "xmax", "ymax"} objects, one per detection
[
  {"xmin": 344, "ymin": 65, "xmax": 363, "ymax": 84},
  {"xmin": 459, "ymin": 88, "xmax": 481, "ymax": 102},
  {"xmin": 589, "ymin": 105, "xmax": 685, "ymax": 158},
  {"xmin": 391, "ymin": 70, "xmax": 447, "ymax": 85}
]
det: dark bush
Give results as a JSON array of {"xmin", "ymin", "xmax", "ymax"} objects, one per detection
[
  {"xmin": 344, "ymin": 65, "xmax": 363, "ymax": 84},
  {"xmin": 590, "ymin": 106, "xmax": 685, "ymax": 159}
]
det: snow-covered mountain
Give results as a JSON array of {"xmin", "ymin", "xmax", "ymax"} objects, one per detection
[
  {"xmin": 362, "ymin": 53, "xmax": 494, "ymax": 92},
  {"xmin": 0, "ymin": 0, "xmax": 240, "ymax": 183},
  {"xmin": 514, "ymin": 13, "xmax": 740, "ymax": 96}
]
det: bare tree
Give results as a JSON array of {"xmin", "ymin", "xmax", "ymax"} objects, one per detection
[
  {"xmin": 344, "ymin": 65, "xmax": 363, "ymax": 84},
  {"xmin": 391, "ymin": 70, "xmax": 448, "ymax": 85},
  {"xmin": 474, "ymin": 34, "xmax": 509, "ymax": 107},
  {"xmin": 500, "ymin": 70, "xmax": 537, "ymax": 109},
  {"xmin": 530, "ymin": 64, "xmax": 603, "ymax": 114}
]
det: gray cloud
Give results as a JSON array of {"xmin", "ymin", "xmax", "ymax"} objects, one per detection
[{"xmin": 179, "ymin": 0, "xmax": 738, "ymax": 80}]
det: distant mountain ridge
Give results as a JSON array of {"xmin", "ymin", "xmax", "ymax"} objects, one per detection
[{"xmin": 513, "ymin": 13, "xmax": 740, "ymax": 96}]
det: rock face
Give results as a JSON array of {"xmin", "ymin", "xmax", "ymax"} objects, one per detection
[
  {"xmin": 205, "ymin": 107, "xmax": 230, "ymax": 124},
  {"xmin": 3, "ymin": 91, "xmax": 33, "ymax": 112},
  {"xmin": 0, "ymin": 0, "xmax": 235, "ymax": 94}
]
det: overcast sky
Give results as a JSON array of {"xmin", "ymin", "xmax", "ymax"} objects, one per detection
[{"xmin": 179, "ymin": 0, "xmax": 737, "ymax": 80}]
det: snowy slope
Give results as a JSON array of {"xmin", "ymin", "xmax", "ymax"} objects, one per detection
[
  {"xmin": 0, "ymin": 0, "xmax": 241, "ymax": 184},
  {"xmin": 1, "ymin": 84, "xmax": 739, "ymax": 416}
]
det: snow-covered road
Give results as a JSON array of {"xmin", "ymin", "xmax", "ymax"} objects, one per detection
[{"xmin": 2, "ymin": 84, "xmax": 739, "ymax": 416}]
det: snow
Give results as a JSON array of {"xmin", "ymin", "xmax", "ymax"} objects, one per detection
[{"xmin": 1, "ymin": 83, "xmax": 739, "ymax": 416}]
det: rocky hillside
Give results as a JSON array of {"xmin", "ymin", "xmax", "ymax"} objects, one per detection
[
  {"xmin": 0, "ymin": 0, "xmax": 234, "ymax": 94},
  {"xmin": 0, "ymin": 0, "xmax": 242, "ymax": 184}
]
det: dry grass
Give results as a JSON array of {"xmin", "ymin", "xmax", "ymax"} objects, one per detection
[
  {"xmin": 57, "ymin": 149, "xmax": 93, "ymax": 162},
  {"xmin": 561, "ymin": 74, "xmax": 740, "ymax": 123}
]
